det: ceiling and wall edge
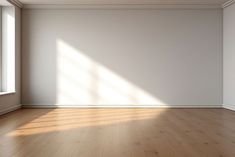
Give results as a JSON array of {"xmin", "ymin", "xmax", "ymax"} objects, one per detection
[
  {"xmin": 5, "ymin": 0, "xmax": 234, "ymax": 10},
  {"xmin": 21, "ymin": 4, "xmax": 223, "ymax": 10},
  {"xmin": 222, "ymin": 0, "xmax": 235, "ymax": 8},
  {"xmin": 7, "ymin": 0, "xmax": 23, "ymax": 8}
]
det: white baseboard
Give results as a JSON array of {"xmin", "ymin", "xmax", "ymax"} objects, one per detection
[
  {"xmin": 22, "ymin": 104, "xmax": 222, "ymax": 109},
  {"xmin": 223, "ymin": 104, "xmax": 235, "ymax": 111},
  {"xmin": 0, "ymin": 104, "xmax": 21, "ymax": 116}
]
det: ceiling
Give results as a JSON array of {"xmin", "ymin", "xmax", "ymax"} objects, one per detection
[
  {"xmin": 18, "ymin": 0, "xmax": 229, "ymax": 5},
  {"xmin": 0, "ymin": 0, "xmax": 12, "ymax": 5}
]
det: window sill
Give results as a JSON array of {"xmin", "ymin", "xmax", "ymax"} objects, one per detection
[{"xmin": 0, "ymin": 91, "xmax": 16, "ymax": 96}]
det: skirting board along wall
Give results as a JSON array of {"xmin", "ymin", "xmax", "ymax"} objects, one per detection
[
  {"xmin": 223, "ymin": 104, "xmax": 235, "ymax": 111},
  {"xmin": 0, "ymin": 104, "xmax": 21, "ymax": 116},
  {"xmin": 22, "ymin": 9, "xmax": 223, "ymax": 107},
  {"xmin": 22, "ymin": 104, "xmax": 222, "ymax": 109}
]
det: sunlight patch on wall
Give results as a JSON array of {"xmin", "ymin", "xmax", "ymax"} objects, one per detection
[{"xmin": 56, "ymin": 39, "xmax": 166, "ymax": 106}]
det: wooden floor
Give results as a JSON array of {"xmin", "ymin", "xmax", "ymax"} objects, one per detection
[{"xmin": 0, "ymin": 109, "xmax": 235, "ymax": 157}]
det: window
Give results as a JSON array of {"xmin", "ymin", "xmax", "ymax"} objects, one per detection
[
  {"xmin": 0, "ymin": 2, "xmax": 15, "ymax": 94},
  {"xmin": 0, "ymin": 6, "xmax": 2, "ymax": 91}
]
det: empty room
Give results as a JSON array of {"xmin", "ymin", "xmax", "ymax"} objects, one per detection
[{"xmin": 0, "ymin": 0, "xmax": 235, "ymax": 156}]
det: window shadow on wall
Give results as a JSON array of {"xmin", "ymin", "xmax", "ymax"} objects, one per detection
[{"xmin": 55, "ymin": 39, "xmax": 166, "ymax": 106}]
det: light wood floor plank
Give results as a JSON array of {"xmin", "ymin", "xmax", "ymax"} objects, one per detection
[{"xmin": 0, "ymin": 108, "xmax": 235, "ymax": 157}]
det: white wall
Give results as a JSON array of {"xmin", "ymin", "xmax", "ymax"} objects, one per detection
[
  {"xmin": 22, "ymin": 9, "xmax": 223, "ymax": 107},
  {"xmin": 223, "ymin": 3, "xmax": 235, "ymax": 111},
  {"xmin": 0, "ymin": 6, "xmax": 21, "ymax": 114}
]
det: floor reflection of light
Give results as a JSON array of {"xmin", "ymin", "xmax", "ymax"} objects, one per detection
[{"xmin": 7, "ymin": 109, "xmax": 166, "ymax": 136}]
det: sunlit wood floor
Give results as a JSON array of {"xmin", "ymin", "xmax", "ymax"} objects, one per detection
[{"xmin": 0, "ymin": 109, "xmax": 235, "ymax": 157}]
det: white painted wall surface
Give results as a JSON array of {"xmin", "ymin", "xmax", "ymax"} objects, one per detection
[
  {"xmin": 223, "ymin": 3, "xmax": 235, "ymax": 111},
  {"xmin": 0, "ymin": 6, "xmax": 21, "ymax": 114},
  {"xmin": 22, "ymin": 9, "xmax": 223, "ymax": 107}
]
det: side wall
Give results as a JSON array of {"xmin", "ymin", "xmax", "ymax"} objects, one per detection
[
  {"xmin": 223, "ymin": 3, "xmax": 235, "ymax": 111},
  {"xmin": 0, "ymin": 6, "xmax": 21, "ymax": 114},
  {"xmin": 22, "ymin": 9, "xmax": 223, "ymax": 107}
]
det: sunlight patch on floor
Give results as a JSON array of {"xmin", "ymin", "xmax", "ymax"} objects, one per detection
[{"xmin": 7, "ymin": 109, "xmax": 166, "ymax": 136}]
